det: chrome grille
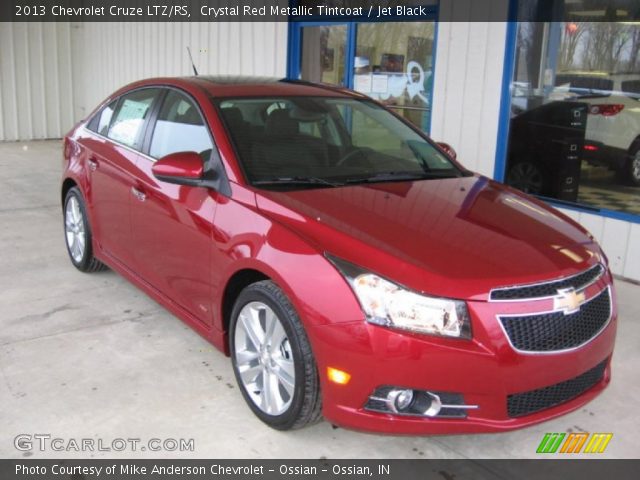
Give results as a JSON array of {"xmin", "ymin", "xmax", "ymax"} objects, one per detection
[
  {"xmin": 490, "ymin": 264, "xmax": 604, "ymax": 301},
  {"xmin": 499, "ymin": 288, "xmax": 611, "ymax": 353}
]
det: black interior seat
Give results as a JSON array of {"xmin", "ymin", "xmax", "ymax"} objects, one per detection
[
  {"xmin": 252, "ymin": 110, "xmax": 329, "ymax": 178},
  {"xmin": 221, "ymin": 107, "xmax": 253, "ymax": 163}
]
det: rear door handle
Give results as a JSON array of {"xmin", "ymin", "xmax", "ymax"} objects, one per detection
[
  {"xmin": 87, "ymin": 158, "xmax": 98, "ymax": 171},
  {"xmin": 131, "ymin": 187, "xmax": 146, "ymax": 202}
]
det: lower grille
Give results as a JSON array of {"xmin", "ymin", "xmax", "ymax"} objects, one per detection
[
  {"xmin": 499, "ymin": 288, "xmax": 611, "ymax": 352},
  {"xmin": 507, "ymin": 360, "xmax": 607, "ymax": 418}
]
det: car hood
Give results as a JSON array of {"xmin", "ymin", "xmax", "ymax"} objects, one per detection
[{"xmin": 255, "ymin": 176, "xmax": 601, "ymax": 300}]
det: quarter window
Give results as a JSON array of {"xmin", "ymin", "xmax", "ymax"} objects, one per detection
[
  {"xmin": 87, "ymin": 100, "xmax": 117, "ymax": 136},
  {"xmin": 107, "ymin": 89, "xmax": 159, "ymax": 149},
  {"xmin": 150, "ymin": 90, "xmax": 212, "ymax": 159}
]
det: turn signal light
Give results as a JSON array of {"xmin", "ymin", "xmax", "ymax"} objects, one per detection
[{"xmin": 327, "ymin": 367, "xmax": 351, "ymax": 385}]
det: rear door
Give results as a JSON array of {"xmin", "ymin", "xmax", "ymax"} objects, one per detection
[
  {"xmin": 84, "ymin": 88, "xmax": 161, "ymax": 267},
  {"xmin": 130, "ymin": 88, "xmax": 218, "ymax": 325}
]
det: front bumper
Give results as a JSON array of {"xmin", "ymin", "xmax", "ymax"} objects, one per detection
[{"xmin": 309, "ymin": 274, "xmax": 617, "ymax": 434}]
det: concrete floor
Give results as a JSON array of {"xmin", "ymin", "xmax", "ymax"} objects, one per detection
[{"xmin": 1, "ymin": 140, "xmax": 639, "ymax": 459}]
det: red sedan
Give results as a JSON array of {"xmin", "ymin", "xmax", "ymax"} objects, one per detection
[{"xmin": 61, "ymin": 77, "xmax": 616, "ymax": 433}]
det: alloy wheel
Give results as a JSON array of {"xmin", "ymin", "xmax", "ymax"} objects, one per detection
[
  {"xmin": 507, "ymin": 162, "xmax": 544, "ymax": 194},
  {"xmin": 234, "ymin": 301, "xmax": 296, "ymax": 416},
  {"xmin": 632, "ymin": 151, "xmax": 640, "ymax": 183}
]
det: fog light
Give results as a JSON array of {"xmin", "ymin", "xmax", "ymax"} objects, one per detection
[
  {"xmin": 386, "ymin": 389, "xmax": 414, "ymax": 413},
  {"xmin": 365, "ymin": 386, "xmax": 478, "ymax": 418},
  {"xmin": 327, "ymin": 367, "xmax": 351, "ymax": 385},
  {"xmin": 421, "ymin": 392, "xmax": 443, "ymax": 417}
]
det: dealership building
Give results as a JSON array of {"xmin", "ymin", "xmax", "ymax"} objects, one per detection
[{"xmin": 1, "ymin": 0, "xmax": 639, "ymax": 280}]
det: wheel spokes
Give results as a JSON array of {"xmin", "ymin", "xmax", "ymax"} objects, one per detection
[
  {"xmin": 239, "ymin": 363, "xmax": 262, "ymax": 385},
  {"xmin": 234, "ymin": 301, "xmax": 296, "ymax": 416},
  {"xmin": 65, "ymin": 196, "xmax": 87, "ymax": 262},
  {"xmin": 239, "ymin": 310, "xmax": 264, "ymax": 350},
  {"xmin": 273, "ymin": 359, "xmax": 295, "ymax": 398},
  {"xmin": 72, "ymin": 197, "xmax": 82, "ymax": 223},
  {"xmin": 260, "ymin": 370, "xmax": 284, "ymax": 414},
  {"xmin": 263, "ymin": 308, "xmax": 277, "ymax": 346},
  {"xmin": 269, "ymin": 320, "xmax": 287, "ymax": 351},
  {"xmin": 235, "ymin": 349, "xmax": 259, "ymax": 365}
]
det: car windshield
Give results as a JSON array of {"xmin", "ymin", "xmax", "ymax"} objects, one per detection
[{"xmin": 216, "ymin": 96, "xmax": 467, "ymax": 189}]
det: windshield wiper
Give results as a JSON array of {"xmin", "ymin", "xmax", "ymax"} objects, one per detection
[
  {"xmin": 253, "ymin": 176, "xmax": 342, "ymax": 187},
  {"xmin": 345, "ymin": 171, "xmax": 460, "ymax": 184}
]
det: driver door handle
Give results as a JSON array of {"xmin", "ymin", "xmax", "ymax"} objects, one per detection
[
  {"xmin": 87, "ymin": 158, "xmax": 98, "ymax": 171},
  {"xmin": 131, "ymin": 187, "xmax": 146, "ymax": 202}
]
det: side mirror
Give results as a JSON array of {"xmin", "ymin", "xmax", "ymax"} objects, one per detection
[
  {"xmin": 436, "ymin": 142, "xmax": 457, "ymax": 161},
  {"xmin": 152, "ymin": 151, "xmax": 204, "ymax": 186}
]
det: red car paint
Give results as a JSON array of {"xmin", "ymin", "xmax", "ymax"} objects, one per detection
[
  {"xmin": 62, "ymin": 77, "xmax": 616, "ymax": 434},
  {"xmin": 152, "ymin": 151, "xmax": 204, "ymax": 179}
]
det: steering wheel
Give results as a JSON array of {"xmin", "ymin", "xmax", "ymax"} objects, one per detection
[{"xmin": 336, "ymin": 148, "xmax": 366, "ymax": 166}]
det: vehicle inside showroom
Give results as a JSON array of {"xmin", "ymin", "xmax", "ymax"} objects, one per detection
[{"xmin": 0, "ymin": 0, "xmax": 639, "ymax": 472}]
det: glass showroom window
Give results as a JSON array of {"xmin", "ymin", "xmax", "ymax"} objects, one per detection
[
  {"xmin": 297, "ymin": 22, "xmax": 435, "ymax": 133},
  {"xmin": 505, "ymin": 9, "xmax": 640, "ymax": 217},
  {"xmin": 354, "ymin": 23, "xmax": 435, "ymax": 133}
]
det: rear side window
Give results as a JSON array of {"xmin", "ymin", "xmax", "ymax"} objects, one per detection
[
  {"xmin": 87, "ymin": 100, "xmax": 117, "ymax": 136},
  {"xmin": 621, "ymin": 79, "xmax": 640, "ymax": 96},
  {"xmin": 149, "ymin": 90, "xmax": 212, "ymax": 159},
  {"xmin": 107, "ymin": 89, "xmax": 159, "ymax": 149}
]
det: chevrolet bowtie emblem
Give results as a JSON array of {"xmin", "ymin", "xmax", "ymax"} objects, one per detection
[{"xmin": 553, "ymin": 288, "xmax": 586, "ymax": 315}]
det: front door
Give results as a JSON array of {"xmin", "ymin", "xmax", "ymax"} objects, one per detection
[{"xmin": 130, "ymin": 89, "xmax": 217, "ymax": 325}]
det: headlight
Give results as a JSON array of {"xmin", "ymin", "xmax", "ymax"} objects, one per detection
[{"xmin": 327, "ymin": 255, "xmax": 471, "ymax": 339}]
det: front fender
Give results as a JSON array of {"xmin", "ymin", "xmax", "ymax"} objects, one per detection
[{"xmin": 212, "ymin": 192, "xmax": 364, "ymax": 334}]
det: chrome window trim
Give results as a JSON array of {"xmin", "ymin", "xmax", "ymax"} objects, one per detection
[
  {"xmin": 81, "ymin": 125, "xmax": 157, "ymax": 163},
  {"xmin": 489, "ymin": 263, "xmax": 605, "ymax": 302},
  {"xmin": 82, "ymin": 84, "xmax": 215, "ymax": 164},
  {"xmin": 496, "ymin": 286, "xmax": 612, "ymax": 355}
]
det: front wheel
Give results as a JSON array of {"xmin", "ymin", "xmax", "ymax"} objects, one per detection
[{"xmin": 230, "ymin": 280, "xmax": 321, "ymax": 430}]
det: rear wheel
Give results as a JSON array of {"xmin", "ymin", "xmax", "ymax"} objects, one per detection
[
  {"xmin": 63, "ymin": 187, "xmax": 106, "ymax": 272},
  {"xmin": 624, "ymin": 146, "xmax": 640, "ymax": 186},
  {"xmin": 230, "ymin": 280, "xmax": 321, "ymax": 430},
  {"xmin": 506, "ymin": 161, "xmax": 545, "ymax": 194}
]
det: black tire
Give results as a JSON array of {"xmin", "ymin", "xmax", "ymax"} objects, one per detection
[
  {"xmin": 63, "ymin": 187, "xmax": 107, "ymax": 273},
  {"xmin": 229, "ymin": 280, "xmax": 322, "ymax": 430},
  {"xmin": 622, "ymin": 145, "xmax": 640, "ymax": 187}
]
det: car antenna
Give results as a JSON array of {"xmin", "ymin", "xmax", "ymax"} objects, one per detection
[{"xmin": 187, "ymin": 47, "xmax": 199, "ymax": 76}]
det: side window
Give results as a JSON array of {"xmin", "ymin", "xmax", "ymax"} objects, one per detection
[
  {"xmin": 87, "ymin": 100, "xmax": 117, "ymax": 136},
  {"xmin": 107, "ymin": 89, "xmax": 159, "ymax": 149},
  {"xmin": 150, "ymin": 90, "xmax": 213, "ymax": 159}
]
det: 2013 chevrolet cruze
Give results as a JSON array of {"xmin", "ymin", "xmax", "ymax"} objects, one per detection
[{"xmin": 61, "ymin": 76, "xmax": 617, "ymax": 433}]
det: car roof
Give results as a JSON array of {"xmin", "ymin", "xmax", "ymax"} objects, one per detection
[{"xmin": 123, "ymin": 75, "xmax": 364, "ymax": 99}]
